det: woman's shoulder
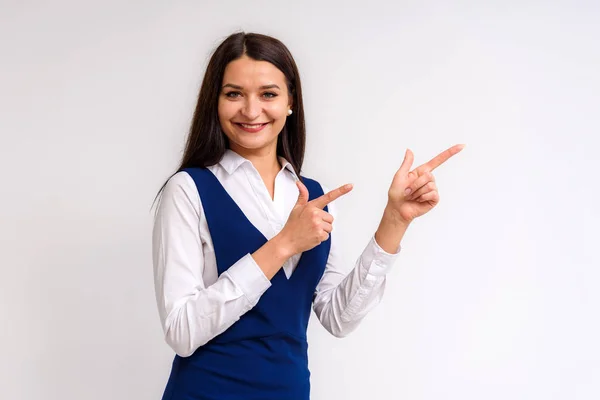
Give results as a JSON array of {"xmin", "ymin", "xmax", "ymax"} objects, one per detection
[
  {"xmin": 160, "ymin": 171, "xmax": 199, "ymax": 204},
  {"xmin": 165, "ymin": 170, "xmax": 196, "ymax": 190},
  {"xmin": 299, "ymin": 175, "xmax": 329, "ymax": 195}
]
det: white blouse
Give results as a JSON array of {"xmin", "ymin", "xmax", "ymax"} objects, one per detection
[{"xmin": 152, "ymin": 149, "xmax": 401, "ymax": 357}]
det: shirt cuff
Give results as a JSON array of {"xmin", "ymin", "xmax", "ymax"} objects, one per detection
[
  {"xmin": 225, "ymin": 253, "xmax": 272, "ymax": 304},
  {"xmin": 360, "ymin": 235, "xmax": 402, "ymax": 277}
]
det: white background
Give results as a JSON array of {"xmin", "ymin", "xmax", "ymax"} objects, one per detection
[{"xmin": 1, "ymin": 1, "xmax": 599, "ymax": 399}]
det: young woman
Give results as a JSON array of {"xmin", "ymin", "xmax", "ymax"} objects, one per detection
[{"xmin": 152, "ymin": 31, "xmax": 463, "ymax": 400}]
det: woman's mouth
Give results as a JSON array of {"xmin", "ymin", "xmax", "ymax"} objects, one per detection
[{"xmin": 235, "ymin": 122, "xmax": 269, "ymax": 133}]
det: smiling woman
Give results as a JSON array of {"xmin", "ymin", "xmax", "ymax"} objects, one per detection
[
  {"xmin": 152, "ymin": 32, "xmax": 306, "ymax": 193},
  {"xmin": 218, "ymin": 55, "xmax": 293, "ymax": 160},
  {"xmin": 152, "ymin": 31, "xmax": 463, "ymax": 400}
]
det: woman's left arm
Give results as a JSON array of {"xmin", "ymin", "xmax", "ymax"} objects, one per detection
[
  {"xmin": 312, "ymin": 190, "xmax": 404, "ymax": 338},
  {"xmin": 313, "ymin": 144, "xmax": 465, "ymax": 337}
]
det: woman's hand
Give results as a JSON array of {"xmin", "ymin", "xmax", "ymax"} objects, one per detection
[
  {"xmin": 387, "ymin": 144, "xmax": 465, "ymax": 224},
  {"xmin": 276, "ymin": 181, "xmax": 353, "ymax": 257}
]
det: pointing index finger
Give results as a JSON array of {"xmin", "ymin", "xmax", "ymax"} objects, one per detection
[
  {"xmin": 309, "ymin": 183, "xmax": 353, "ymax": 209},
  {"xmin": 416, "ymin": 144, "xmax": 465, "ymax": 174}
]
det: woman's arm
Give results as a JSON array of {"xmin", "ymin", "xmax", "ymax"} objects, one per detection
[
  {"xmin": 153, "ymin": 173, "xmax": 276, "ymax": 357},
  {"xmin": 313, "ymin": 145, "xmax": 464, "ymax": 337},
  {"xmin": 312, "ymin": 187, "xmax": 403, "ymax": 338}
]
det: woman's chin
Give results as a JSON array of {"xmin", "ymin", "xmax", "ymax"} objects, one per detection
[{"xmin": 228, "ymin": 136, "xmax": 278, "ymax": 153}]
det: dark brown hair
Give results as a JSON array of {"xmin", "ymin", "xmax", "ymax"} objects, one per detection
[{"xmin": 153, "ymin": 31, "xmax": 306, "ymax": 207}]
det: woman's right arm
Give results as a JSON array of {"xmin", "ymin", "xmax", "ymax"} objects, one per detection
[{"xmin": 152, "ymin": 173, "xmax": 280, "ymax": 357}]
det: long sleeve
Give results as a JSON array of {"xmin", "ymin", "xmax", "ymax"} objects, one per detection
[
  {"xmin": 152, "ymin": 174, "xmax": 271, "ymax": 357},
  {"xmin": 312, "ymin": 188, "xmax": 401, "ymax": 338}
]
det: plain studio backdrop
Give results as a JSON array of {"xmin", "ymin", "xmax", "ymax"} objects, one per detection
[{"xmin": 1, "ymin": 1, "xmax": 598, "ymax": 399}]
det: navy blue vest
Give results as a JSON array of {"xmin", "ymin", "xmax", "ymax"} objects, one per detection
[{"xmin": 161, "ymin": 167, "xmax": 331, "ymax": 400}]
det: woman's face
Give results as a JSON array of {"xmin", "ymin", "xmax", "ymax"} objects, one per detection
[{"xmin": 218, "ymin": 55, "xmax": 292, "ymax": 158}]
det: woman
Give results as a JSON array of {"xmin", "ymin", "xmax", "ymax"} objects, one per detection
[{"xmin": 152, "ymin": 31, "xmax": 463, "ymax": 400}]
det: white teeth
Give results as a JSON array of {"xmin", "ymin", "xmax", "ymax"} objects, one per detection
[{"xmin": 240, "ymin": 123, "xmax": 265, "ymax": 128}]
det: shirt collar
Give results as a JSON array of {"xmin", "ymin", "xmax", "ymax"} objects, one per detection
[{"xmin": 219, "ymin": 149, "xmax": 298, "ymax": 179}]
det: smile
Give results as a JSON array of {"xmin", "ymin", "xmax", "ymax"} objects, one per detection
[{"xmin": 235, "ymin": 122, "xmax": 269, "ymax": 133}]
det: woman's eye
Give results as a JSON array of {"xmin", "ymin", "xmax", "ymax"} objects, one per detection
[{"xmin": 224, "ymin": 91, "xmax": 277, "ymax": 99}]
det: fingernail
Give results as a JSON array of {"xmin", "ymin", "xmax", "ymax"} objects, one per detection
[
  {"xmin": 344, "ymin": 184, "xmax": 353, "ymax": 190},
  {"xmin": 404, "ymin": 188, "xmax": 412, "ymax": 196}
]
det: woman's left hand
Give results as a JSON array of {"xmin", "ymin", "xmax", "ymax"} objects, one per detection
[{"xmin": 387, "ymin": 144, "xmax": 465, "ymax": 224}]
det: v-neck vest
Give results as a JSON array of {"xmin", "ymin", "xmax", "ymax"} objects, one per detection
[{"xmin": 161, "ymin": 167, "xmax": 331, "ymax": 400}]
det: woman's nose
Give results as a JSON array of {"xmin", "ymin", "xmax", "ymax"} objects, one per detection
[{"xmin": 240, "ymin": 96, "xmax": 261, "ymax": 119}]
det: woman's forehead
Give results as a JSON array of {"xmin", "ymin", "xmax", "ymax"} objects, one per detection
[{"xmin": 222, "ymin": 56, "xmax": 286, "ymax": 88}]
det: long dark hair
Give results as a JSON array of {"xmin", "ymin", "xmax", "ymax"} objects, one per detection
[{"xmin": 153, "ymin": 31, "xmax": 306, "ymax": 208}]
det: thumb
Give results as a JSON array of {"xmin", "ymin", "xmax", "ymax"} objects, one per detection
[
  {"xmin": 398, "ymin": 148, "xmax": 414, "ymax": 175},
  {"xmin": 295, "ymin": 180, "xmax": 309, "ymax": 206}
]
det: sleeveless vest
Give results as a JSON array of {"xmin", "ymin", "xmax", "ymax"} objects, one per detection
[{"xmin": 161, "ymin": 167, "xmax": 331, "ymax": 400}]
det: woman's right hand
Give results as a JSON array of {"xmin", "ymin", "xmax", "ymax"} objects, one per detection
[{"xmin": 276, "ymin": 180, "xmax": 354, "ymax": 256}]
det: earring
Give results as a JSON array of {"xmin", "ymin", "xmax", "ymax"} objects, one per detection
[{"xmin": 287, "ymin": 109, "xmax": 293, "ymax": 115}]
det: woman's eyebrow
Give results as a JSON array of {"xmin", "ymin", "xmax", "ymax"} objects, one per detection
[{"xmin": 222, "ymin": 84, "xmax": 281, "ymax": 90}]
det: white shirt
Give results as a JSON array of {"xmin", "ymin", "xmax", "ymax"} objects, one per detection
[{"xmin": 152, "ymin": 149, "xmax": 401, "ymax": 357}]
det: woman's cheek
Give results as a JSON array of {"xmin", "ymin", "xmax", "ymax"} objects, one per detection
[
  {"xmin": 218, "ymin": 101, "xmax": 236, "ymax": 120},
  {"xmin": 266, "ymin": 101, "xmax": 287, "ymax": 117}
]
